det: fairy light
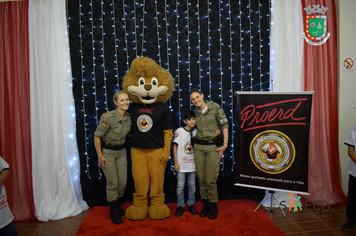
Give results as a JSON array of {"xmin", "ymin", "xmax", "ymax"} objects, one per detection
[
  {"xmin": 219, "ymin": 0, "xmax": 223, "ymax": 104},
  {"xmin": 65, "ymin": 0, "xmax": 81, "ymax": 180},
  {"xmin": 165, "ymin": 1, "xmax": 173, "ymax": 113},
  {"xmin": 100, "ymin": 1, "xmax": 108, "ymax": 109},
  {"xmin": 187, "ymin": 0, "xmax": 191, "ymax": 107},
  {"xmin": 78, "ymin": 0, "xmax": 90, "ymax": 179},
  {"xmin": 258, "ymin": 0, "xmax": 262, "ymax": 91},
  {"xmin": 207, "ymin": 0, "xmax": 212, "ymax": 100},
  {"xmin": 176, "ymin": 1, "xmax": 181, "ymax": 122},
  {"xmin": 196, "ymin": 1, "xmax": 202, "ymax": 93},
  {"xmin": 219, "ymin": 0, "xmax": 224, "ymax": 169},
  {"xmin": 141, "ymin": 0, "xmax": 145, "ymax": 56},
  {"xmin": 228, "ymin": 0, "xmax": 235, "ymax": 171},
  {"xmin": 155, "ymin": 0, "xmax": 161, "ymax": 65},
  {"xmin": 239, "ymin": 1, "xmax": 243, "ymax": 90},
  {"xmin": 91, "ymin": 0, "xmax": 102, "ymax": 178},
  {"xmin": 123, "ymin": 2, "xmax": 129, "ymax": 71},
  {"xmin": 111, "ymin": 0, "xmax": 120, "ymax": 89},
  {"xmin": 134, "ymin": 0, "xmax": 138, "ymax": 56},
  {"xmin": 268, "ymin": 0, "xmax": 271, "ymax": 90},
  {"xmin": 269, "ymin": 0, "xmax": 274, "ymax": 90},
  {"xmin": 165, "ymin": 0, "xmax": 170, "ymax": 71},
  {"xmin": 89, "ymin": 1, "xmax": 98, "ymax": 124},
  {"xmin": 92, "ymin": 1, "xmax": 106, "ymax": 179},
  {"xmin": 248, "ymin": 1, "xmax": 253, "ymax": 90}
]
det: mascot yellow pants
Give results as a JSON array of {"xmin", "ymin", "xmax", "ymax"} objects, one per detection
[{"xmin": 125, "ymin": 148, "xmax": 170, "ymax": 220}]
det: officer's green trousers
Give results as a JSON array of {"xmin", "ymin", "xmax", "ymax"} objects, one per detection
[
  {"xmin": 102, "ymin": 148, "xmax": 127, "ymax": 202},
  {"xmin": 193, "ymin": 144, "xmax": 220, "ymax": 203}
]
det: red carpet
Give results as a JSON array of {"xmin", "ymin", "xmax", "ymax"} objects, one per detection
[{"xmin": 75, "ymin": 199, "xmax": 284, "ymax": 236}]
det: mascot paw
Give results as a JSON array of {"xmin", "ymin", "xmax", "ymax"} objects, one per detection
[
  {"xmin": 160, "ymin": 156, "xmax": 169, "ymax": 164},
  {"xmin": 149, "ymin": 204, "xmax": 170, "ymax": 220},
  {"xmin": 125, "ymin": 205, "xmax": 149, "ymax": 221}
]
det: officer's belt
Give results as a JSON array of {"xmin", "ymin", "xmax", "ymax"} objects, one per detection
[
  {"xmin": 194, "ymin": 138, "xmax": 216, "ymax": 145},
  {"xmin": 102, "ymin": 142, "xmax": 125, "ymax": 150}
]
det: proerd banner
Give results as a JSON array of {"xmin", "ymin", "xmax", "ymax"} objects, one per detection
[{"xmin": 235, "ymin": 92, "xmax": 313, "ymax": 194}]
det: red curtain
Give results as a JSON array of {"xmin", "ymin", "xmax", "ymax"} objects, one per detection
[
  {"xmin": 0, "ymin": 0, "xmax": 36, "ymax": 221},
  {"xmin": 301, "ymin": 0, "xmax": 347, "ymax": 206}
]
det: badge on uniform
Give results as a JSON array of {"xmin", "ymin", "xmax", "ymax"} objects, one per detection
[
  {"xmin": 101, "ymin": 120, "xmax": 107, "ymax": 126},
  {"xmin": 112, "ymin": 125, "xmax": 118, "ymax": 128},
  {"xmin": 219, "ymin": 109, "xmax": 225, "ymax": 117},
  {"xmin": 218, "ymin": 109, "xmax": 228, "ymax": 125}
]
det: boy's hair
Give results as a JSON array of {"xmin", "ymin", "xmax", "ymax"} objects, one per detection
[{"xmin": 183, "ymin": 111, "xmax": 196, "ymax": 120}]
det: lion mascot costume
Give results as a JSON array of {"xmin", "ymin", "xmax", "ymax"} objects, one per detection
[{"xmin": 122, "ymin": 57, "xmax": 175, "ymax": 220}]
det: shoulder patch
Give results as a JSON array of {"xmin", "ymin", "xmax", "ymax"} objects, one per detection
[{"xmin": 219, "ymin": 109, "xmax": 225, "ymax": 117}]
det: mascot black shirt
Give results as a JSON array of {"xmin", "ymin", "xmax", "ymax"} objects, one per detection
[{"xmin": 129, "ymin": 103, "xmax": 172, "ymax": 149}]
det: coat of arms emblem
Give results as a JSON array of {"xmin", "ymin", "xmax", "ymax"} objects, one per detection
[{"xmin": 302, "ymin": 5, "xmax": 330, "ymax": 46}]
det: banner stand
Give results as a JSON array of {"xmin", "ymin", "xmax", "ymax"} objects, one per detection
[
  {"xmin": 254, "ymin": 190, "xmax": 286, "ymax": 218},
  {"xmin": 235, "ymin": 92, "xmax": 314, "ymax": 198}
]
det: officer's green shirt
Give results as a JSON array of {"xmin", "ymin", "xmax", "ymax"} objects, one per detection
[
  {"xmin": 94, "ymin": 109, "xmax": 131, "ymax": 145},
  {"xmin": 194, "ymin": 100, "xmax": 228, "ymax": 140}
]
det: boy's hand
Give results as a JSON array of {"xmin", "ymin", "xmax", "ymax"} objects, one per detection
[{"xmin": 174, "ymin": 163, "xmax": 180, "ymax": 172}]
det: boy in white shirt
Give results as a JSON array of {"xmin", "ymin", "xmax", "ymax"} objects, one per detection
[
  {"xmin": 0, "ymin": 156, "xmax": 18, "ymax": 236},
  {"xmin": 343, "ymin": 128, "xmax": 356, "ymax": 231},
  {"xmin": 173, "ymin": 111, "xmax": 198, "ymax": 216}
]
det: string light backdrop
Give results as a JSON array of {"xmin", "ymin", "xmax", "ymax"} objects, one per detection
[{"xmin": 67, "ymin": 0, "xmax": 271, "ymax": 206}]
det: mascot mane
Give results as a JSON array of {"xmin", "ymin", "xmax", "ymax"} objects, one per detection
[{"xmin": 122, "ymin": 57, "xmax": 175, "ymax": 104}]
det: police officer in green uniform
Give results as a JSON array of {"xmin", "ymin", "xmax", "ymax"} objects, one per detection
[
  {"xmin": 94, "ymin": 91, "xmax": 132, "ymax": 225},
  {"xmin": 190, "ymin": 88, "xmax": 229, "ymax": 220}
]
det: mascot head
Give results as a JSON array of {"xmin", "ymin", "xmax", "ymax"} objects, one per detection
[{"xmin": 122, "ymin": 57, "xmax": 175, "ymax": 104}]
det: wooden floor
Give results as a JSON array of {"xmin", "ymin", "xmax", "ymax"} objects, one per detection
[{"xmin": 13, "ymin": 203, "xmax": 356, "ymax": 236}]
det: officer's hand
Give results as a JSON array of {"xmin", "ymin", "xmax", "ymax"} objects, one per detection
[
  {"xmin": 216, "ymin": 144, "xmax": 228, "ymax": 160},
  {"xmin": 98, "ymin": 156, "xmax": 108, "ymax": 169}
]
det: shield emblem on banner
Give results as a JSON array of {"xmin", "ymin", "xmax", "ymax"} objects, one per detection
[{"xmin": 305, "ymin": 15, "xmax": 327, "ymax": 41}]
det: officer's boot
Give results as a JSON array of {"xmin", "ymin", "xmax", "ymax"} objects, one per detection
[
  {"xmin": 208, "ymin": 202, "xmax": 217, "ymax": 219},
  {"xmin": 199, "ymin": 199, "xmax": 210, "ymax": 217},
  {"xmin": 115, "ymin": 197, "xmax": 125, "ymax": 216},
  {"xmin": 109, "ymin": 201, "xmax": 123, "ymax": 224}
]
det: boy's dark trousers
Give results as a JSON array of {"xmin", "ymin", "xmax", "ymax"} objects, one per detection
[
  {"xmin": 347, "ymin": 174, "xmax": 356, "ymax": 221},
  {"xmin": 0, "ymin": 221, "xmax": 18, "ymax": 236}
]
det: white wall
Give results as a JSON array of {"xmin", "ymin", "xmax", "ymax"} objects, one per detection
[{"xmin": 337, "ymin": 0, "xmax": 356, "ymax": 194}]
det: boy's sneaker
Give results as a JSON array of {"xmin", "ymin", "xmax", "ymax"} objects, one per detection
[
  {"xmin": 187, "ymin": 205, "xmax": 198, "ymax": 215},
  {"xmin": 175, "ymin": 206, "xmax": 185, "ymax": 217},
  {"xmin": 342, "ymin": 219, "xmax": 356, "ymax": 231}
]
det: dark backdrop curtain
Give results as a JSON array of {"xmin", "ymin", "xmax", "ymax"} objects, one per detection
[{"xmin": 67, "ymin": 0, "xmax": 271, "ymax": 206}]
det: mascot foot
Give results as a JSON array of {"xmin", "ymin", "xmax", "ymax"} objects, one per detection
[
  {"xmin": 125, "ymin": 205, "xmax": 149, "ymax": 221},
  {"xmin": 149, "ymin": 204, "xmax": 170, "ymax": 220}
]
